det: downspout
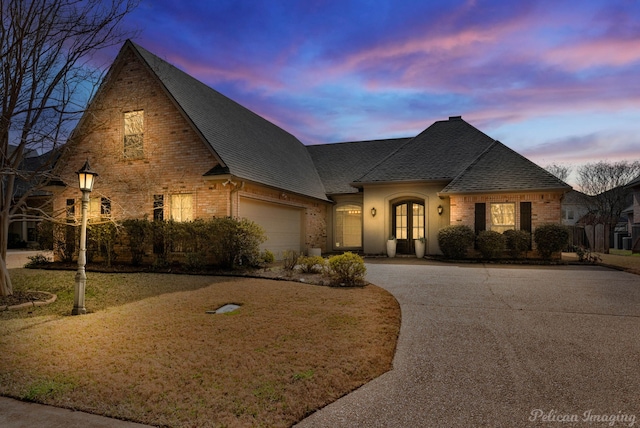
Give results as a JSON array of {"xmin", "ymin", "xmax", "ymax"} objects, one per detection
[{"xmin": 222, "ymin": 179, "xmax": 245, "ymax": 217}]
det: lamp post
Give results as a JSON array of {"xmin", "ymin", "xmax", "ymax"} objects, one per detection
[{"xmin": 72, "ymin": 160, "xmax": 98, "ymax": 315}]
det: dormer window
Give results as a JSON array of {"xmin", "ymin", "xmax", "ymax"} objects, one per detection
[{"xmin": 124, "ymin": 110, "xmax": 144, "ymax": 159}]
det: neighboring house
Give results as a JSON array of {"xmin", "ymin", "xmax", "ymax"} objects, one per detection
[
  {"xmin": 8, "ymin": 149, "xmax": 56, "ymax": 247},
  {"xmin": 626, "ymin": 174, "xmax": 640, "ymax": 252},
  {"xmin": 51, "ymin": 41, "xmax": 572, "ymax": 259},
  {"xmin": 560, "ymin": 190, "xmax": 591, "ymax": 227}
]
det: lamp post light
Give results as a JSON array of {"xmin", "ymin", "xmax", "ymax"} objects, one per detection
[{"xmin": 72, "ymin": 160, "xmax": 98, "ymax": 315}]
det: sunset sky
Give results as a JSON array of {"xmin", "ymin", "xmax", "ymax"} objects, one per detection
[{"xmin": 111, "ymin": 0, "xmax": 640, "ymax": 181}]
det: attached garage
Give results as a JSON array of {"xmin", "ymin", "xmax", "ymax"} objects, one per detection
[{"xmin": 238, "ymin": 197, "xmax": 303, "ymax": 258}]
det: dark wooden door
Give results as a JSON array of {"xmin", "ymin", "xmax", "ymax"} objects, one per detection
[{"xmin": 393, "ymin": 200, "xmax": 425, "ymax": 254}]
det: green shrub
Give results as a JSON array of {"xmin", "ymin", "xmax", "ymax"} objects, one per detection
[
  {"xmin": 87, "ymin": 222, "xmax": 119, "ymax": 267},
  {"xmin": 297, "ymin": 255, "xmax": 326, "ymax": 273},
  {"xmin": 534, "ymin": 223, "xmax": 570, "ymax": 260},
  {"xmin": 281, "ymin": 250, "xmax": 299, "ymax": 271},
  {"xmin": 184, "ymin": 251, "xmax": 208, "ymax": 271},
  {"xmin": 327, "ymin": 252, "xmax": 366, "ymax": 286},
  {"xmin": 260, "ymin": 250, "xmax": 275, "ymax": 265},
  {"xmin": 121, "ymin": 219, "xmax": 151, "ymax": 265},
  {"xmin": 503, "ymin": 229, "xmax": 530, "ymax": 258},
  {"xmin": 208, "ymin": 217, "xmax": 266, "ymax": 268},
  {"xmin": 476, "ymin": 230, "xmax": 506, "ymax": 259},
  {"xmin": 24, "ymin": 253, "xmax": 52, "ymax": 268},
  {"xmin": 437, "ymin": 225, "xmax": 475, "ymax": 259},
  {"xmin": 35, "ymin": 221, "xmax": 54, "ymax": 250}
]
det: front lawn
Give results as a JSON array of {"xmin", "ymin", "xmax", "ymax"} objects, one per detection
[{"xmin": 0, "ymin": 269, "xmax": 400, "ymax": 427}]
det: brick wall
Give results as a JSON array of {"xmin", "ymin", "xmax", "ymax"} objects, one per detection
[
  {"xmin": 449, "ymin": 191, "xmax": 564, "ymax": 231},
  {"xmin": 52, "ymin": 45, "xmax": 328, "ymax": 260}
]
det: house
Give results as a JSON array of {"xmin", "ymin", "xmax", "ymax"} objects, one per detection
[
  {"xmin": 625, "ymin": 174, "xmax": 640, "ymax": 252},
  {"xmin": 51, "ymin": 40, "xmax": 571, "ymax": 259}
]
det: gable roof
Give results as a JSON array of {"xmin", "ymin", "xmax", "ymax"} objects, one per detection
[
  {"xmin": 354, "ymin": 117, "xmax": 496, "ymax": 184},
  {"xmin": 307, "ymin": 138, "xmax": 411, "ymax": 194},
  {"xmin": 127, "ymin": 41, "xmax": 328, "ymax": 201},
  {"xmin": 439, "ymin": 140, "xmax": 572, "ymax": 194},
  {"xmin": 626, "ymin": 174, "xmax": 640, "ymax": 189}
]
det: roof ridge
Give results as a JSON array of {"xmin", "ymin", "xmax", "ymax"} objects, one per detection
[
  {"xmin": 352, "ymin": 136, "xmax": 417, "ymax": 183},
  {"xmin": 444, "ymin": 140, "xmax": 499, "ymax": 190}
]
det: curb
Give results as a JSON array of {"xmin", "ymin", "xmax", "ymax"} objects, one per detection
[{"xmin": 0, "ymin": 292, "xmax": 57, "ymax": 311}]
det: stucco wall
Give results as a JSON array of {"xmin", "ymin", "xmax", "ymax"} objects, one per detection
[{"xmin": 362, "ymin": 182, "xmax": 450, "ymax": 255}]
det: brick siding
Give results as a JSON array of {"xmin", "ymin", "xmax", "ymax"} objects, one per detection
[{"xmin": 52, "ymin": 46, "xmax": 327, "ymax": 260}]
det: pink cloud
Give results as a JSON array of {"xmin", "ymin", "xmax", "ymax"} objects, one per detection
[{"xmin": 545, "ymin": 38, "xmax": 640, "ymax": 71}]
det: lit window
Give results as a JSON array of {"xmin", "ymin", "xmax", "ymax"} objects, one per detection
[
  {"xmin": 491, "ymin": 203, "xmax": 515, "ymax": 233},
  {"xmin": 335, "ymin": 204, "xmax": 362, "ymax": 248},
  {"xmin": 87, "ymin": 197, "xmax": 111, "ymax": 220},
  {"xmin": 171, "ymin": 194, "xmax": 193, "ymax": 222},
  {"xmin": 124, "ymin": 110, "xmax": 144, "ymax": 159}
]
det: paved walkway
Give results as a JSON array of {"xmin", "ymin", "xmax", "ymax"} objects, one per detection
[
  {"xmin": 2, "ymin": 259, "xmax": 639, "ymax": 427},
  {"xmin": 296, "ymin": 260, "xmax": 640, "ymax": 427}
]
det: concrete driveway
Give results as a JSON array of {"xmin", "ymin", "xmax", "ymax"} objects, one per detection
[{"xmin": 297, "ymin": 261, "xmax": 640, "ymax": 427}]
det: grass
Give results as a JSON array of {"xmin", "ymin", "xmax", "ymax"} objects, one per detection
[{"xmin": 0, "ymin": 268, "xmax": 400, "ymax": 427}]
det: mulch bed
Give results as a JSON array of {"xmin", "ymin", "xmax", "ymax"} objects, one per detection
[{"xmin": 0, "ymin": 290, "xmax": 52, "ymax": 308}]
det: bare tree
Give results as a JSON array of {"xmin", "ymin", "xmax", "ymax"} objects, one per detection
[
  {"xmin": 0, "ymin": 0, "xmax": 138, "ymax": 296},
  {"xmin": 576, "ymin": 160, "xmax": 640, "ymax": 250},
  {"xmin": 544, "ymin": 163, "xmax": 572, "ymax": 182}
]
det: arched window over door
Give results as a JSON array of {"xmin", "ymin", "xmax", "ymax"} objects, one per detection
[{"xmin": 392, "ymin": 200, "xmax": 424, "ymax": 254}]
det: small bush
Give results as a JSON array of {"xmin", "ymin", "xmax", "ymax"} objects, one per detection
[
  {"xmin": 534, "ymin": 223, "xmax": 570, "ymax": 260},
  {"xmin": 327, "ymin": 252, "xmax": 366, "ymax": 286},
  {"xmin": 476, "ymin": 230, "xmax": 506, "ymax": 259},
  {"xmin": 297, "ymin": 255, "xmax": 326, "ymax": 273},
  {"xmin": 437, "ymin": 225, "xmax": 475, "ymax": 259},
  {"xmin": 24, "ymin": 253, "xmax": 52, "ymax": 268},
  {"xmin": 282, "ymin": 250, "xmax": 299, "ymax": 271},
  {"xmin": 503, "ymin": 229, "xmax": 531, "ymax": 258},
  {"xmin": 576, "ymin": 246, "xmax": 601, "ymax": 264},
  {"xmin": 260, "ymin": 250, "xmax": 275, "ymax": 265}
]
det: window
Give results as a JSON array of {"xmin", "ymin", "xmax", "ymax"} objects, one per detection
[
  {"xmin": 562, "ymin": 208, "xmax": 574, "ymax": 220},
  {"xmin": 335, "ymin": 204, "xmax": 362, "ymax": 248},
  {"xmin": 101, "ymin": 198, "xmax": 111, "ymax": 216},
  {"xmin": 491, "ymin": 203, "xmax": 515, "ymax": 233},
  {"xmin": 66, "ymin": 199, "xmax": 75, "ymax": 219},
  {"xmin": 171, "ymin": 194, "xmax": 193, "ymax": 222},
  {"xmin": 87, "ymin": 197, "xmax": 111, "ymax": 220},
  {"xmin": 124, "ymin": 110, "xmax": 144, "ymax": 159},
  {"xmin": 153, "ymin": 194, "xmax": 164, "ymax": 221}
]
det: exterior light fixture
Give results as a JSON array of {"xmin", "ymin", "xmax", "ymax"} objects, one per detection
[
  {"xmin": 437, "ymin": 205, "xmax": 444, "ymax": 216},
  {"xmin": 371, "ymin": 207, "xmax": 377, "ymax": 217},
  {"xmin": 72, "ymin": 160, "xmax": 98, "ymax": 315}
]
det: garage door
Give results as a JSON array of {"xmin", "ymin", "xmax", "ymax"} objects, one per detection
[{"xmin": 239, "ymin": 197, "xmax": 303, "ymax": 258}]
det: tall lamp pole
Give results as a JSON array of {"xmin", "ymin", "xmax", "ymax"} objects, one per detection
[{"xmin": 72, "ymin": 160, "xmax": 98, "ymax": 315}]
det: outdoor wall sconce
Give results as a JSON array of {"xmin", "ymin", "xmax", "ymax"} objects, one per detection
[
  {"xmin": 371, "ymin": 207, "xmax": 377, "ymax": 217},
  {"xmin": 72, "ymin": 160, "xmax": 98, "ymax": 315},
  {"xmin": 437, "ymin": 205, "xmax": 444, "ymax": 216}
]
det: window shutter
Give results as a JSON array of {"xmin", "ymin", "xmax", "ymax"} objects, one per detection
[
  {"xmin": 474, "ymin": 203, "xmax": 486, "ymax": 234},
  {"xmin": 520, "ymin": 202, "xmax": 532, "ymax": 233},
  {"xmin": 520, "ymin": 202, "xmax": 532, "ymax": 249}
]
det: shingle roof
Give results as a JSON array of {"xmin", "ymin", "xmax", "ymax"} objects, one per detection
[
  {"xmin": 439, "ymin": 140, "xmax": 571, "ymax": 194},
  {"xmin": 128, "ymin": 41, "xmax": 328, "ymax": 201},
  {"xmin": 307, "ymin": 138, "xmax": 411, "ymax": 194},
  {"xmin": 626, "ymin": 174, "xmax": 640, "ymax": 189},
  {"xmin": 355, "ymin": 117, "xmax": 495, "ymax": 183}
]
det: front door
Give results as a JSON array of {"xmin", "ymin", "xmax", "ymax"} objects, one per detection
[{"xmin": 393, "ymin": 200, "xmax": 425, "ymax": 254}]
